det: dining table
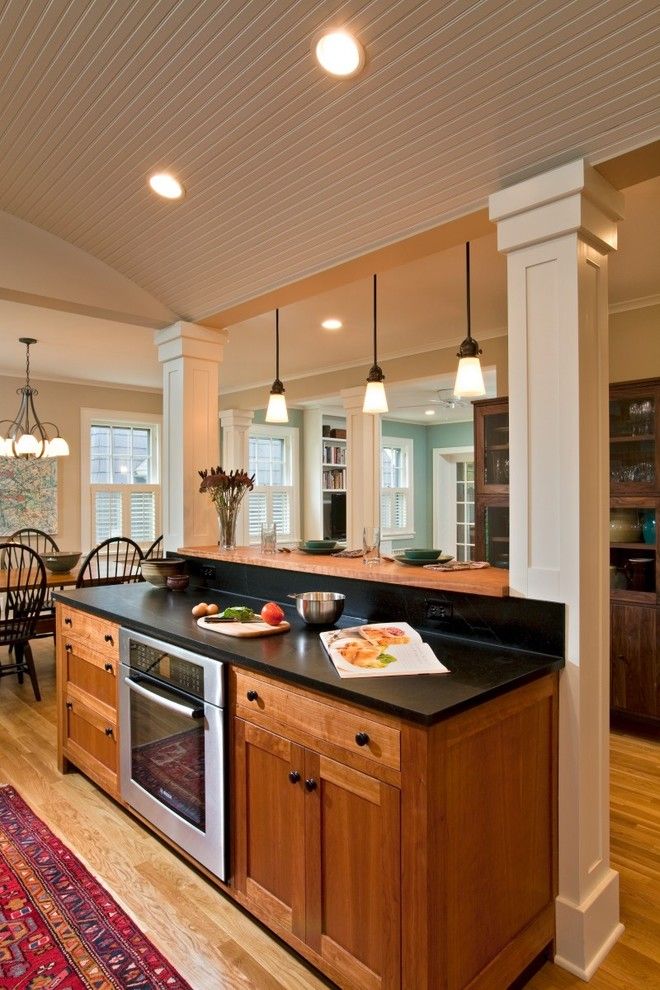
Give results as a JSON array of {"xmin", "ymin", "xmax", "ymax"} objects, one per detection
[{"xmin": 0, "ymin": 565, "xmax": 82, "ymax": 591}]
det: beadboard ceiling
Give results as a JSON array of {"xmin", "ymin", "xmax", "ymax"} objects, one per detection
[{"xmin": 1, "ymin": 0, "xmax": 658, "ymax": 325}]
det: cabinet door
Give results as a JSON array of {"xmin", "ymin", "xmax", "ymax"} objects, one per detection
[
  {"xmin": 233, "ymin": 719, "xmax": 306, "ymax": 940},
  {"xmin": 610, "ymin": 603, "xmax": 657, "ymax": 718},
  {"xmin": 304, "ymin": 752, "xmax": 400, "ymax": 990},
  {"xmin": 609, "ymin": 383, "xmax": 658, "ymax": 494}
]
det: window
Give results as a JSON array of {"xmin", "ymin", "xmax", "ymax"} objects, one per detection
[
  {"xmin": 455, "ymin": 460, "xmax": 475, "ymax": 561},
  {"xmin": 381, "ymin": 438, "xmax": 414, "ymax": 537},
  {"xmin": 81, "ymin": 409, "xmax": 161, "ymax": 550},
  {"xmin": 247, "ymin": 425, "xmax": 299, "ymax": 543}
]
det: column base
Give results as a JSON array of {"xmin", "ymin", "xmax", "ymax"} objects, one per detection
[{"xmin": 554, "ymin": 868, "xmax": 624, "ymax": 980}]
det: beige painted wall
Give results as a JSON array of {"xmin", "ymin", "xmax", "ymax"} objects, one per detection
[
  {"xmin": 0, "ymin": 375, "xmax": 161, "ymax": 551},
  {"xmin": 609, "ymin": 303, "xmax": 660, "ymax": 382}
]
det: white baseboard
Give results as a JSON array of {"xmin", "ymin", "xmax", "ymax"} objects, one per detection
[{"xmin": 554, "ymin": 869, "xmax": 624, "ymax": 980}]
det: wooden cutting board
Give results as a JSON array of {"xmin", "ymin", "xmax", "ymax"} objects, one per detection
[{"xmin": 197, "ymin": 617, "xmax": 290, "ymax": 637}]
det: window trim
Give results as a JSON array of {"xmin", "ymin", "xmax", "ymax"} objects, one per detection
[
  {"xmin": 247, "ymin": 423, "xmax": 300, "ymax": 544},
  {"xmin": 81, "ymin": 408, "xmax": 162, "ymax": 552},
  {"xmin": 381, "ymin": 437, "xmax": 415, "ymax": 539}
]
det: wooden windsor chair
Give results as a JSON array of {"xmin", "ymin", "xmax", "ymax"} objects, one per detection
[
  {"xmin": 0, "ymin": 542, "xmax": 47, "ymax": 700},
  {"xmin": 76, "ymin": 537, "xmax": 144, "ymax": 588},
  {"xmin": 8, "ymin": 528, "xmax": 59, "ymax": 642},
  {"xmin": 144, "ymin": 534, "xmax": 164, "ymax": 559}
]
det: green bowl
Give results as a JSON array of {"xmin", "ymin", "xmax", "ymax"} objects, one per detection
[
  {"xmin": 403, "ymin": 548, "xmax": 442, "ymax": 561},
  {"xmin": 303, "ymin": 540, "xmax": 337, "ymax": 550}
]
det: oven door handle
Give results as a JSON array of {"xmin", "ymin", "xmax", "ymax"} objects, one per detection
[{"xmin": 124, "ymin": 677, "xmax": 205, "ymax": 719}]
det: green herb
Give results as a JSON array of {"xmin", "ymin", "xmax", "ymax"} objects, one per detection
[
  {"xmin": 220, "ymin": 606, "xmax": 256, "ymax": 622},
  {"xmin": 378, "ymin": 652, "xmax": 397, "ymax": 665}
]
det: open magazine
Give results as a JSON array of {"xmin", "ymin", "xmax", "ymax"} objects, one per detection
[{"xmin": 319, "ymin": 622, "xmax": 450, "ymax": 679}]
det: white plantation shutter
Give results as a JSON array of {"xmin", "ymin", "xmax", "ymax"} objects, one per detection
[
  {"xmin": 272, "ymin": 491, "xmax": 291, "ymax": 534},
  {"xmin": 130, "ymin": 491, "xmax": 156, "ymax": 543},
  {"xmin": 248, "ymin": 493, "xmax": 268, "ymax": 539},
  {"xmin": 381, "ymin": 439, "xmax": 414, "ymax": 537},
  {"xmin": 94, "ymin": 491, "xmax": 122, "ymax": 542}
]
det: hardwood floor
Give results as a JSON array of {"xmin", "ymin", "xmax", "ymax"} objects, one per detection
[{"xmin": 1, "ymin": 641, "xmax": 658, "ymax": 989}]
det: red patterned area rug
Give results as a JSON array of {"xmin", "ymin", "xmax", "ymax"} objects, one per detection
[{"xmin": 0, "ymin": 785, "xmax": 192, "ymax": 989}]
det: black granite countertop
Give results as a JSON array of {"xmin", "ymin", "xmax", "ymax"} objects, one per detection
[{"xmin": 54, "ymin": 583, "xmax": 563, "ymax": 725}]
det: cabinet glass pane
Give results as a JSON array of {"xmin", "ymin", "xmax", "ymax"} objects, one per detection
[
  {"xmin": 610, "ymin": 394, "xmax": 655, "ymax": 486},
  {"xmin": 483, "ymin": 412, "xmax": 509, "ymax": 486},
  {"xmin": 484, "ymin": 505, "xmax": 509, "ymax": 566}
]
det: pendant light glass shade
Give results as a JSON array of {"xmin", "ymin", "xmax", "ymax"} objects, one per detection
[
  {"xmin": 265, "ymin": 309, "xmax": 288, "ymax": 424},
  {"xmin": 0, "ymin": 338, "xmax": 70, "ymax": 458},
  {"xmin": 362, "ymin": 274, "xmax": 388, "ymax": 414},
  {"xmin": 453, "ymin": 243, "xmax": 486, "ymax": 399}
]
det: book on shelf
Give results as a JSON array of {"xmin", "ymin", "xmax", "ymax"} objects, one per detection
[{"xmin": 320, "ymin": 622, "xmax": 449, "ymax": 679}]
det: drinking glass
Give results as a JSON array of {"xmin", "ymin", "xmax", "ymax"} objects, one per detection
[
  {"xmin": 260, "ymin": 522, "xmax": 277, "ymax": 554},
  {"xmin": 362, "ymin": 526, "xmax": 381, "ymax": 565}
]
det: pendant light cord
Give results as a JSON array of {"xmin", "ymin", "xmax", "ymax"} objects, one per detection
[
  {"xmin": 465, "ymin": 242, "xmax": 471, "ymax": 340},
  {"xmin": 373, "ymin": 273, "xmax": 378, "ymax": 365},
  {"xmin": 275, "ymin": 308, "xmax": 280, "ymax": 381}
]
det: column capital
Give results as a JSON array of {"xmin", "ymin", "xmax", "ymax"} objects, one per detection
[
  {"xmin": 155, "ymin": 320, "xmax": 228, "ymax": 363},
  {"xmin": 219, "ymin": 408, "xmax": 254, "ymax": 429},
  {"xmin": 489, "ymin": 159, "xmax": 625, "ymax": 255}
]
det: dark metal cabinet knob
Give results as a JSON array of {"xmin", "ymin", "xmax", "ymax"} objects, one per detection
[
  {"xmin": 304, "ymin": 778, "xmax": 317, "ymax": 792},
  {"xmin": 104, "ymin": 634, "xmax": 114, "ymax": 645},
  {"xmin": 246, "ymin": 689, "xmax": 258, "ymax": 701},
  {"xmin": 104, "ymin": 662, "xmax": 113, "ymax": 673},
  {"xmin": 288, "ymin": 770, "xmax": 301, "ymax": 784},
  {"xmin": 64, "ymin": 617, "xmax": 72, "ymax": 626},
  {"xmin": 355, "ymin": 731, "xmax": 370, "ymax": 747},
  {"xmin": 65, "ymin": 643, "xmax": 72, "ymax": 653},
  {"xmin": 65, "ymin": 701, "xmax": 73, "ymax": 710},
  {"xmin": 104, "ymin": 727, "xmax": 114, "ymax": 737}
]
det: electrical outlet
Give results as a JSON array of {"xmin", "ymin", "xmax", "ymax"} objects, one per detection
[
  {"xmin": 201, "ymin": 565, "xmax": 215, "ymax": 580},
  {"xmin": 425, "ymin": 599, "xmax": 453, "ymax": 622}
]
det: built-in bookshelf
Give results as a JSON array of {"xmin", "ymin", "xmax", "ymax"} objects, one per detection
[{"xmin": 322, "ymin": 436, "xmax": 346, "ymax": 492}]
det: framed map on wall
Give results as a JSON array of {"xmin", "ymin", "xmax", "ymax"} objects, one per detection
[{"xmin": 0, "ymin": 458, "xmax": 58, "ymax": 534}]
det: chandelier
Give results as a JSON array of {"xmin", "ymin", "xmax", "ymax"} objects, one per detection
[{"xmin": 0, "ymin": 338, "xmax": 69, "ymax": 458}]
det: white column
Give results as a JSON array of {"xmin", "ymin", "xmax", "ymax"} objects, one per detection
[
  {"xmin": 219, "ymin": 409, "xmax": 254, "ymax": 546},
  {"xmin": 341, "ymin": 386, "xmax": 381, "ymax": 548},
  {"xmin": 489, "ymin": 160, "xmax": 625, "ymax": 980},
  {"xmin": 155, "ymin": 321, "xmax": 228, "ymax": 552},
  {"xmin": 303, "ymin": 407, "xmax": 324, "ymax": 540}
]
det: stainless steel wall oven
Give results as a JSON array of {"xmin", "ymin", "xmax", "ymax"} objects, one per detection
[{"xmin": 119, "ymin": 628, "xmax": 227, "ymax": 881}]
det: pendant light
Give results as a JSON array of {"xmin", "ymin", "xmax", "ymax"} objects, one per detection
[
  {"xmin": 453, "ymin": 242, "xmax": 486, "ymax": 398},
  {"xmin": 362, "ymin": 274, "xmax": 388, "ymax": 414},
  {"xmin": 0, "ymin": 338, "xmax": 69, "ymax": 458},
  {"xmin": 265, "ymin": 309, "xmax": 288, "ymax": 423}
]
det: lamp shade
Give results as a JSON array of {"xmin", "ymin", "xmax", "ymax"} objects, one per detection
[
  {"xmin": 363, "ymin": 379, "xmax": 389, "ymax": 414},
  {"xmin": 15, "ymin": 433, "xmax": 41, "ymax": 456},
  {"xmin": 265, "ymin": 389, "xmax": 288, "ymax": 423},
  {"xmin": 454, "ymin": 356, "xmax": 486, "ymax": 398},
  {"xmin": 46, "ymin": 436, "xmax": 70, "ymax": 457}
]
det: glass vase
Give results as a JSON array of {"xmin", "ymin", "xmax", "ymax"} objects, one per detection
[{"xmin": 216, "ymin": 502, "xmax": 239, "ymax": 550}]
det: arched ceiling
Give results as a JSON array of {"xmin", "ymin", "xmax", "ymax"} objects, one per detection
[{"xmin": 0, "ymin": 0, "xmax": 658, "ymax": 323}]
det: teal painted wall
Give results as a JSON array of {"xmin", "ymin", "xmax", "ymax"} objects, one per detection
[
  {"xmin": 382, "ymin": 420, "xmax": 431, "ymax": 549},
  {"xmin": 425, "ymin": 420, "xmax": 474, "ymax": 542}
]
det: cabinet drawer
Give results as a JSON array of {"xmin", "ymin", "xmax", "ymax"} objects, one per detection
[
  {"xmin": 64, "ymin": 690, "xmax": 117, "ymax": 775},
  {"xmin": 63, "ymin": 643, "xmax": 117, "ymax": 708},
  {"xmin": 60, "ymin": 606, "xmax": 119, "ymax": 663},
  {"xmin": 234, "ymin": 670, "xmax": 400, "ymax": 772}
]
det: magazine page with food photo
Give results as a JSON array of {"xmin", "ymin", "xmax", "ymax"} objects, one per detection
[{"xmin": 320, "ymin": 622, "xmax": 450, "ymax": 679}]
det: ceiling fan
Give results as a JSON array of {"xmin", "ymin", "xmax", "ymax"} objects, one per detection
[{"xmin": 391, "ymin": 388, "xmax": 473, "ymax": 414}]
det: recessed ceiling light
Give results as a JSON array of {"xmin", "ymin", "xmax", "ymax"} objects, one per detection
[
  {"xmin": 321, "ymin": 318, "xmax": 343, "ymax": 330},
  {"xmin": 149, "ymin": 172, "xmax": 185, "ymax": 199},
  {"xmin": 314, "ymin": 30, "xmax": 365, "ymax": 78},
  {"xmin": 425, "ymin": 409, "xmax": 436, "ymax": 416}
]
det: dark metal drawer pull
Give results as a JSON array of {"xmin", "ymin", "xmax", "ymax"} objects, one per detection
[
  {"xmin": 104, "ymin": 662, "xmax": 113, "ymax": 672},
  {"xmin": 246, "ymin": 689, "xmax": 258, "ymax": 701},
  {"xmin": 104, "ymin": 634, "xmax": 114, "ymax": 645},
  {"xmin": 355, "ymin": 731, "xmax": 370, "ymax": 747},
  {"xmin": 65, "ymin": 643, "xmax": 72, "ymax": 653},
  {"xmin": 104, "ymin": 727, "xmax": 114, "ymax": 737},
  {"xmin": 304, "ymin": 778, "xmax": 317, "ymax": 792},
  {"xmin": 65, "ymin": 701, "xmax": 73, "ymax": 710},
  {"xmin": 64, "ymin": 617, "xmax": 72, "ymax": 626},
  {"xmin": 288, "ymin": 770, "xmax": 300, "ymax": 784}
]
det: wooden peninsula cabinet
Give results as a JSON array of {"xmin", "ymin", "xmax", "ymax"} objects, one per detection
[
  {"xmin": 56, "ymin": 603, "xmax": 120, "ymax": 799},
  {"xmin": 55, "ymin": 580, "xmax": 562, "ymax": 990}
]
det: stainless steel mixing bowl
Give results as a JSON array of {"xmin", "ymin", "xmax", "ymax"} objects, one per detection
[{"xmin": 288, "ymin": 591, "xmax": 346, "ymax": 625}]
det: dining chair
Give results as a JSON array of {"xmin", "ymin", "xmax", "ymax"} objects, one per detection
[
  {"xmin": 0, "ymin": 542, "xmax": 46, "ymax": 701},
  {"xmin": 76, "ymin": 537, "xmax": 145, "ymax": 588},
  {"xmin": 8, "ymin": 527, "xmax": 60, "ymax": 642},
  {"xmin": 144, "ymin": 534, "xmax": 164, "ymax": 559}
]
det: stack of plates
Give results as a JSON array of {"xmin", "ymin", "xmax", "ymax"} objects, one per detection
[
  {"xmin": 393, "ymin": 548, "xmax": 454, "ymax": 567},
  {"xmin": 298, "ymin": 540, "xmax": 339, "ymax": 555}
]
